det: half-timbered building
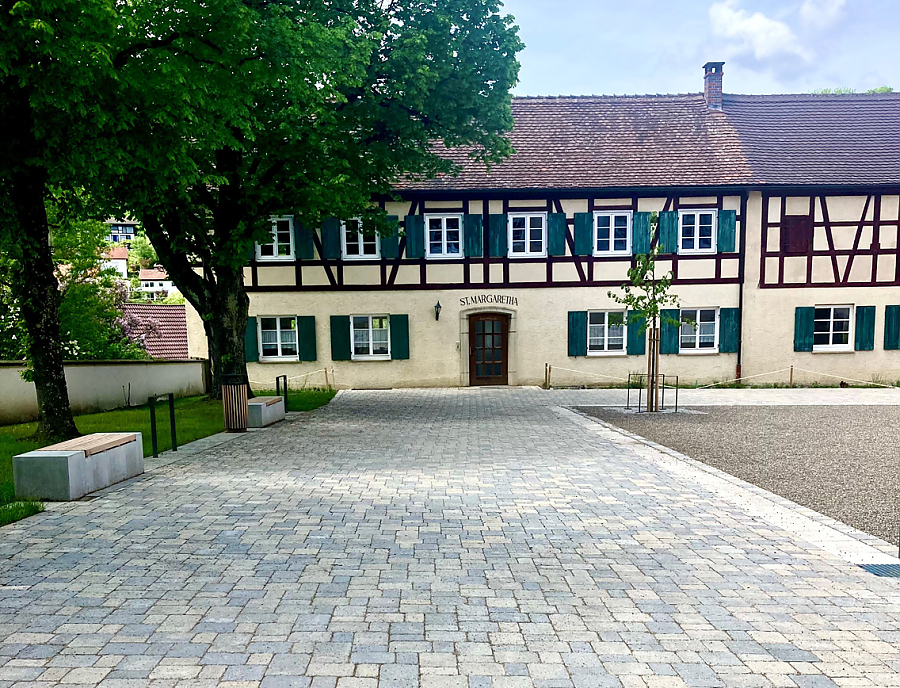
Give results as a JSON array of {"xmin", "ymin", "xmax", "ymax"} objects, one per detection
[{"xmin": 185, "ymin": 62, "xmax": 900, "ymax": 388}]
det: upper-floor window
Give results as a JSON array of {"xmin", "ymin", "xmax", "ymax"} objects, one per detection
[
  {"xmin": 425, "ymin": 214, "xmax": 462, "ymax": 258},
  {"xmin": 594, "ymin": 212, "xmax": 632, "ymax": 256},
  {"xmin": 509, "ymin": 213, "xmax": 546, "ymax": 257},
  {"xmin": 259, "ymin": 316, "xmax": 298, "ymax": 359},
  {"xmin": 814, "ymin": 305, "xmax": 852, "ymax": 352},
  {"xmin": 781, "ymin": 215, "xmax": 813, "ymax": 255},
  {"xmin": 680, "ymin": 308, "xmax": 718, "ymax": 352},
  {"xmin": 342, "ymin": 219, "xmax": 379, "ymax": 259},
  {"xmin": 352, "ymin": 315, "xmax": 390, "ymax": 360},
  {"xmin": 679, "ymin": 210, "xmax": 717, "ymax": 254},
  {"xmin": 587, "ymin": 310, "xmax": 626, "ymax": 355},
  {"xmin": 257, "ymin": 216, "xmax": 294, "ymax": 260}
]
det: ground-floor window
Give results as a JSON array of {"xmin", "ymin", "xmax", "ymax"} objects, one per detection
[
  {"xmin": 352, "ymin": 315, "xmax": 390, "ymax": 359},
  {"xmin": 587, "ymin": 310, "xmax": 626, "ymax": 354},
  {"xmin": 814, "ymin": 305, "xmax": 853, "ymax": 351},
  {"xmin": 260, "ymin": 317, "xmax": 298, "ymax": 359},
  {"xmin": 680, "ymin": 308, "xmax": 718, "ymax": 352}
]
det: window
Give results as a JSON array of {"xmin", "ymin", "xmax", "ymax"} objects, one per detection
[
  {"xmin": 259, "ymin": 317, "xmax": 298, "ymax": 359},
  {"xmin": 680, "ymin": 308, "xmax": 718, "ymax": 352},
  {"xmin": 587, "ymin": 311, "xmax": 626, "ymax": 354},
  {"xmin": 352, "ymin": 315, "xmax": 390, "ymax": 360},
  {"xmin": 509, "ymin": 213, "xmax": 546, "ymax": 257},
  {"xmin": 342, "ymin": 219, "xmax": 380, "ymax": 259},
  {"xmin": 781, "ymin": 215, "xmax": 813, "ymax": 255},
  {"xmin": 594, "ymin": 212, "xmax": 632, "ymax": 255},
  {"xmin": 814, "ymin": 305, "xmax": 853, "ymax": 351},
  {"xmin": 679, "ymin": 210, "xmax": 717, "ymax": 254},
  {"xmin": 425, "ymin": 214, "xmax": 462, "ymax": 258},
  {"xmin": 257, "ymin": 216, "xmax": 294, "ymax": 260}
]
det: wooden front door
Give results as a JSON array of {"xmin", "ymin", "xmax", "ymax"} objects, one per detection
[{"xmin": 469, "ymin": 313, "xmax": 509, "ymax": 386}]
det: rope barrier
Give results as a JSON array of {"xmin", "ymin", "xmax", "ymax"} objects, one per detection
[
  {"xmin": 792, "ymin": 367, "xmax": 898, "ymax": 389},
  {"xmin": 547, "ymin": 366, "xmax": 629, "ymax": 383},
  {"xmin": 694, "ymin": 367, "xmax": 793, "ymax": 390},
  {"xmin": 248, "ymin": 368, "xmax": 329, "ymax": 387}
]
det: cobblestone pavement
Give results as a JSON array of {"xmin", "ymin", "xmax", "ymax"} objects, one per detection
[{"xmin": 1, "ymin": 387, "xmax": 899, "ymax": 688}]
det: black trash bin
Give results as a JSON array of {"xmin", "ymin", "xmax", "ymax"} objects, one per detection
[{"xmin": 222, "ymin": 374, "xmax": 249, "ymax": 432}]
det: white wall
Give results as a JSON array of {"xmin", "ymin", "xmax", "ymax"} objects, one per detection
[{"xmin": 0, "ymin": 360, "xmax": 207, "ymax": 425}]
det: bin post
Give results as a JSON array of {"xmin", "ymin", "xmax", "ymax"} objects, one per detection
[
  {"xmin": 149, "ymin": 396, "xmax": 158, "ymax": 458},
  {"xmin": 222, "ymin": 374, "xmax": 249, "ymax": 432}
]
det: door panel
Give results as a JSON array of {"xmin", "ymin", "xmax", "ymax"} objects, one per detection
[{"xmin": 469, "ymin": 313, "xmax": 509, "ymax": 385}]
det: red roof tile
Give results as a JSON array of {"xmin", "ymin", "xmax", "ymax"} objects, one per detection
[
  {"xmin": 122, "ymin": 303, "xmax": 189, "ymax": 360},
  {"xmin": 139, "ymin": 268, "xmax": 168, "ymax": 280}
]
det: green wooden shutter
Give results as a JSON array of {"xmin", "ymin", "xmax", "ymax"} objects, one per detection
[
  {"xmin": 572, "ymin": 213, "xmax": 592, "ymax": 256},
  {"xmin": 626, "ymin": 312, "xmax": 646, "ymax": 356},
  {"xmin": 567, "ymin": 311, "xmax": 587, "ymax": 357},
  {"xmin": 330, "ymin": 315, "xmax": 351, "ymax": 361},
  {"xmin": 719, "ymin": 308, "xmax": 740, "ymax": 353},
  {"xmin": 390, "ymin": 314, "xmax": 410, "ymax": 360},
  {"xmin": 548, "ymin": 213, "xmax": 568, "ymax": 256},
  {"xmin": 380, "ymin": 216, "xmax": 400, "ymax": 260},
  {"xmin": 633, "ymin": 212, "xmax": 652, "ymax": 255},
  {"xmin": 658, "ymin": 211, "xmax": 678, "ymax": 254},
  {"xmin": 718, "ymin": 210, "xmax": 736, "ymax": 253},
  {"xmin": 659, "ymin": 309, "xmax": 680, "ymax": 354},
  {"xmin": 244, "ymin": 316, "xmax": 259, "ymax": 362},
  {"xmin": 488, "ymin": 214, "xmax": 508, "ymax": 257},
  {"xmin": 294, "ymin": 220, "xmax": 315, "ymax": 260},
  {"xmin": 321, "ymin": 217, "xmax": 341, "ymax": 260},
  {"xmin": 464, "ymin": 214, "xmax": 483, "ymax": 258},
  {"xmin": 404, "ymin": 215, "xmax": 424, "ymax": 259},
  {"xmin": 794, "ymin": 306, "xmax": 815, "ymax": 352},
  {"xmin": 246, "ymin": 241, "xmax": 257, "ymax": 262},
  {"xmin": 297, "ymin": 315, "xmax": 317, "ymax": 362},
  {"xmin": 854, "ymin": 306, "xmax": 875, "ymax": 351},
  {"xmin": 884, "ymin": 305, "xmax": 900, "ymax": 350}
]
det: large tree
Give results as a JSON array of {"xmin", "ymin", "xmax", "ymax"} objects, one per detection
[
  {"xmin": 110, "ymin": 0, "xmax": 521, "ymax": 396},
  {"xmin": 0, "ymin": 0, "xmax": 127, "ymax": 439}
]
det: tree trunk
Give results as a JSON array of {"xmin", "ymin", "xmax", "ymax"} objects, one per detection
[
  {"xmin": 203, "ymin": 265, "xmax": 250, "ymax": 400},
  {"xmin": 9, "ymin": 167, "xmax": 79, "ymax": 441}
]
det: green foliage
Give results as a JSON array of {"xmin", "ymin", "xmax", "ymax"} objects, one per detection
[
  {"xmin": 127, "ymin": 233, "xmax": 157, "ymax": 272},
  {"xmin": 608, "ymin": 222, "xmax": 680, "ymax": 333},
  {"xmin": 812, "ymin": 86, "xmax": 893, "ymax": 94},
  {"xmin": 866, "ymin": 86, "xmax": 894, "ymax": 93}
]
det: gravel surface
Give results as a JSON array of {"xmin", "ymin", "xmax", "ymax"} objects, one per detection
[{"xmin": 575, "ymin": 405, "xmax": 900, "ymax": 546}]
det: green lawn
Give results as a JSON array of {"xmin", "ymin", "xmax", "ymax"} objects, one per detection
[
  {"xmin": 0, "ymin": 388, "xmax": 334, "ymax": 527},
  {"xmin": 255, "ymin": 387, "xmax": 336, "ymax": 412}
]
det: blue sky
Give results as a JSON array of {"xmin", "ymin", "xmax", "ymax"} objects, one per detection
[{"xmin": 502, "ymin": 0, "xmax": 900, "ymax": 96}]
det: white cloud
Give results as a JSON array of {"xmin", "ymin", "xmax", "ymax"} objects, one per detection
[
  {"xmin": 709, "ymin": 0, "xmax": 812, "ymax": 62},
  {"xmin": 799, "ymin": 0, "xmax": 847, "ymax": 30}
]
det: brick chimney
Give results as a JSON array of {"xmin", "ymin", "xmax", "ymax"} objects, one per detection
[{"xmin": 703, "ymin": 61, "xmax": 725, "ymax": 110}]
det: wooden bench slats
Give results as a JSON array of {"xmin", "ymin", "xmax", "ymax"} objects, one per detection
[
  {"xmin": 42, "ymin": 433, "xmax": 138, "ymax": 457},
  {"xmin": 249, "ymin": 396, "xmax": 282, "ymax": 407}
]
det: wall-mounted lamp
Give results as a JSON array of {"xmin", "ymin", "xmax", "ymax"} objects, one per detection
[{"xmin": 434, "ymin": 301, "xmax": 442, "ymax": 321}]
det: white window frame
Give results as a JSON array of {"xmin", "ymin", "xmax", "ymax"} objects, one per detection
[
  {"xmin": 256, "ymin": 216, "xmax": 295, "ymax": 261},
  {"xmin": 424, "ymin": 213, "xmax": 464, "ymax": 259},
  {"xmin": 678, "ymin": 209, "xmax": 717, "ymax": 255},
  {"xmin": 593, "ymin": 211, "xmax": 632, "ymax": 256},
  {"xmin": 679, "ymin": 307, "xmax": 719, "ymax": 354},
  {"xmin": 813, "ymin": 305, "xmax": 854, "ymax": 352},
  {"xmin": 508, "ymin": 212, "xmax": 547, "ymax": 258},
  {"xmin": 341, "ymin": 218, "xmax": 380, "ymax": 260},
  {"xmin": 258, "ymin": 316, "xmax": 299, "ymax": 360},
  {"xmin": 350, "ymin": 314, "xmax": 391, "ymax": 361},
  {"xmin": 586, "ymin": 310, "xmax": 627, "ymax": 356}
]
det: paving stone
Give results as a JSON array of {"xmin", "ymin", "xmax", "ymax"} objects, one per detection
[{"xmin": 0, "ymin": 388, "xmax": 899, "ymax": 688}]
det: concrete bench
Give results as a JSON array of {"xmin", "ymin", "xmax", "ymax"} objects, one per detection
[
  {"xmin": 248, "ymin": 396, "xmax": 285, "ymax": 428},
  {"xmin": 13, "ymin": 432, "xmax": 144, "ymax": 501}
]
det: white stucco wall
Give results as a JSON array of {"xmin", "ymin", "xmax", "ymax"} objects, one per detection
[{"xmin": 0, "ymin": 360, "xmax": 207, "ymax": 425}]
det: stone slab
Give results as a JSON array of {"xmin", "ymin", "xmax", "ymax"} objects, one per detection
[{"xmin": 248, "ymin": 396, "xmax": 285, "ymax": 427}]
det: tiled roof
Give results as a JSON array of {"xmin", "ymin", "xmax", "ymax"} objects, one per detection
[
  {"xmin": 723, "ymin": 92, "xmax": 900, "ymax": 186},
  {"xmin": 105, "ymin": 246, "xmax": 129, "ymax": 260},
  {"xmin": 397, "ymin": 92, "xmax": 900, "ymax": 192},
  {"xmin": 122, "ymin": 303, "xmax": 189, "ymax": 360},
  {"xmin": 139, "ymin": 268, "xmax": 167, "ymax": 281}
]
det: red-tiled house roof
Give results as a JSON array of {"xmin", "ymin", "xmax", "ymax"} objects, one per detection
[
  {"xmin": 122, "ymin": 303, "xmax": 189, "ymax": 360},
  {"xmin": 139, "ymin": 268, "xmax": 168, "ymax": 281},
  {"xmin": 397, "ymin": 91, "xmax": 900, "ymax": 192},
  {"xmin": 105, "ymin": 246, "xmax": 129, "ymax": 260}
]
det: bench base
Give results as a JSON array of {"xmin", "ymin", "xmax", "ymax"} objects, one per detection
[
  {"xmin": 248, "ymin": 396, "xmax": 286, "ymax": 428},
  {"xmin": 14, "ymin": 433, "xmax": 144, "ymax": 501}
]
